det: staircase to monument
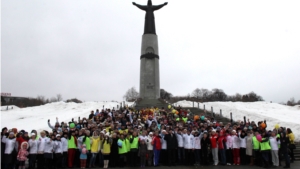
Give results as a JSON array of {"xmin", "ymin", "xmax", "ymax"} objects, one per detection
[{"xmin": 183, "ymin": 107, "xmax": 232, "ymax": 124}]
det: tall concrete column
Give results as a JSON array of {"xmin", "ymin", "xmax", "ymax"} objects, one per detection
[{"xmin": 139, "ymin": 34, "xmax": 160, "ymax": 99}]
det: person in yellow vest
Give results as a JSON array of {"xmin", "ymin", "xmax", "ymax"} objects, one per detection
[
  {"xmin": 260, "ymin": 132, "xmax": 271, "ymax": 168},
  {"xmin": 118, "ymin": 134, "xmax": 126, "ymax": 167},
  {"xmin": 129, "ymin": 131, "xmax": 139, "ymax": 167},
  {"xmin": 101, "ymin": 133, "xmax": 112, "ymax": 168},
  {"xmin": 252, "ymin": 131, "xmax": 262, "ymax": 167},
  {"xmin": 125, "ymin": 134, "xmax": 131, "ymax": 165},
  {"xmin": 287, "ymin": 128, "xmax": 295, "ymax": 163},
  {"xmin": 90, "ymin": 131, "xmax": 100, "ymax": 168},
  {"xmin": 67, "ymin": 130, "xmax": 77, "ymax": 168}
]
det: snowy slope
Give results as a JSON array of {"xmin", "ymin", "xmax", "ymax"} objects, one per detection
[
  {"xmin": 1, "ymin": 101, "xmax": 133, "ymax": 133},
  {"xmin": 1, "ymin": 105, "xmax": 21, "ymax": 111},
  {"xmin": 174, "ymin": 100, "xmax": 300, "ymax": 141}
]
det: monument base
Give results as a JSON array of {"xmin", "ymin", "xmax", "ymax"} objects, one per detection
[{"xmin": 134, "ymin": 98, "xmax": 168, "ymax": 110}]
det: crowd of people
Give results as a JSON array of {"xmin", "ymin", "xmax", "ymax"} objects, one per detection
[{"xmin": 1, "ymin": 105, "xmax": 297, "ymax": 169}]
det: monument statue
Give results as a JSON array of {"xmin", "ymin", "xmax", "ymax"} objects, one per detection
[{"xmin": 133, "ymin": 0, "xmax": 168, "ymax": 34}]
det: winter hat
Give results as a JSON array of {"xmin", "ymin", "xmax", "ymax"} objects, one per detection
[
  {"xmin": 149, "ymin": 132, "xmax": 153, "ymax": 135},
  {"xmin": 56, "ymin": 134, "xmax": 61, "ymax": 137},
  {"xmin": 69, "ymin": 123, "xmax": 75, "ymax": 129}
]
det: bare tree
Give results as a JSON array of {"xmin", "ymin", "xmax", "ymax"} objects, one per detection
[
  {"xmin": 192, "ymin": 88, "xmax": 202, "ymax": 99},
  {"xmin": 50, "ymin": 97, "xmax": 57, "ymax": 102},
  {"xmin": 287, "ymin": 97, "xmax": 295, "ymax": 106},
  {"xmin": 160, "ymin": 89, "xmax": 173, "ymax": 100},
  {"xmin": 56, "ymin": 94, "xmax": 63, "ymax": 101},
  {"xmin": 235, "ymin": 93, "xmax": 242, "ymax": 101},
  {"xmin": 36, "ymin": 95, "xmax": 46, "ymax": 103},
  {"xmin": 123, "ymin": 87, "xmax": 139, "ymax": 101}
]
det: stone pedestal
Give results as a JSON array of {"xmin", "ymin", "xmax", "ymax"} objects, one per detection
[{"xmin": 139, "ymin": 34, "xmax": 160, "ymax": 99}]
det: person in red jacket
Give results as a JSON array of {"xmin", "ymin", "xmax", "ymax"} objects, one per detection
[
  {"xmin": 210, "ymin": 130, "xmax": 219, "ymax": 165},
  {"xmin": 218, "ymin": 132, "xmax": 227, "ymax": 165},
  {"xmin": 152, "ymin": 131, "xmax": 161, "ymax": 167}
]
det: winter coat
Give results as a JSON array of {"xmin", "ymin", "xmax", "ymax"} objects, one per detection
[
  {"xmin": 54, "ymin": 140, "xmax": 63, "ymax": 154},
  {"xmin": 217, "ymin": 135, "xmax": 226, "ymax": 149},
  {"xmin": 269, "ymin": 136, "xmax": 280, "ymax": 151},
  {"xmin": 209, "ymin": 134, "xmax": 218, "ymax": 149},
  {"xmin": 183, "ymin": 134, "xmax": 194, "ymax": 149},
  {"xmin": 17, "ymin": 142, "xmax": 29, "ymax": 161},
  {"xmin": 164, "ymin": 133, "xmax": 178, "ymax": 149},
  {"xmin": 232, "ymin": 135, "xmax": 240, "ymax": 149},
  {"xmin": 2, "ymin": 136, "xmax": 16, "ymax": 154},
  {"xmin": 280, "ymin": 133, "xmax": 290, "ymax": 154},
  {"xmin": 239, "ymin": 134, "xmax": 246, "ymax": 148},
  {"xmin": 37, "ymin": 136, "xmax": 48, "ymax": 153},
  {"xmin": 90, "ymin": 136, "xmax": 100, "ymax": 153},
  {"xmin": 44, "ymin": 138, "xmax": 55, "ymax": 153},
  {"xmin": 102, "ymin": 139, "xmax": 111, "ymax": 155},
  {"xmin": 175, "ymin": 133, "xmax": 184, "ymax": 147},
  {"xmin": 151, "ymin": 136, "xmax": 161, "ymax": 150},
  {"xmin": 160, "ymin": 135, "xmax": 167, "ymax": 149},
  {"xmin": 29, "ymin": 139, "xmax": 38, "ymax": 154},
  {"xmin": 226, "ymin": 135, "xmax": 233, "ymax": 149},
  {"xmin": 287, "ymin": 133, "xmax": 295, "ymax": 144},
  {"xmin": 61, "ymin": 137, "xmax": 68, "ymax": 152},
  {"xmin": 193, "ymin": 135, "xmax": 202, "ymax": 149},
  {"xmin": 138, "ymin": 143, "xmax": 148, "ymax": 157},
  {"xmin": 201, "ymin": 137, "xmax": 210, "ymax": 153},
  {"xmin": 146, "ymin": 135, "xmax": 153, "ymax": 150},
  {"xmin": 246, "ymin": 135, "xmax": 253, "ymax": 155}
]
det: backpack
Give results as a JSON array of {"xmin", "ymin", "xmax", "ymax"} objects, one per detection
[{"xmin": 82, "ymin": 147, "xmax": 87, "ymax": 154}]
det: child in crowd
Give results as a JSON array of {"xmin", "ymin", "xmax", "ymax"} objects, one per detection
[
  {"xmin": 138, "ymin": 139, "xmax": 148, "ymax": 168},
  {"xmin": 80, "ymin": 144, "xmax": 88, "ymax": 169},
  {"xmin": 17, "ymin": 142, "xmax": 29, "ymax": 169}
]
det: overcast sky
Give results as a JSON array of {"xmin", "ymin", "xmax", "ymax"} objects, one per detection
[{"xmin": 1, "ymin": 0, "xmax": 300, "ymax": 103}]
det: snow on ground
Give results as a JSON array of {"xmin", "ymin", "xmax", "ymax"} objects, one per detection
[
  {"xmin": 1, "ymin": 101, "xmax": 134, "ymax": 133},
  {"xmin": 174, "ymin": 100, "xmax": 300, "ymax": 141},
  {"xmin": 1, "ymin": 105, "xmax": 21, "ymax": 111}
]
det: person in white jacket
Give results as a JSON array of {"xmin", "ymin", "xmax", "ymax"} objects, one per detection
[
  {"xmin": 28, "ymin": 133, "xmax": 38, "ymax": 169},
  {"xmin": 2, "ymin": 132, "xmax": 16, "ymax": 169},
  {"xmin": 232, "ymin": 130, "xmax": 241, "ymax": 165},
  {"xmin": 183, "ymin": 129, "xmax": 194, "ymax": 166},
  {"xmin": 146, "ymin": 132, "xmax": 154, "ymax": 166},
  {"xmin": 269, "ymin": 131, "xmax": 280, "ymax": 167},
  {"xmin": 160, "ymin": 130, "xmax": 168, "ymax": 165},
  {"xmin": 37, "ymin": 131, "xmax": 48, "ymax": 169},
  {"xmin": 238, "ymin": 131, "xmax": 247, "ymax": 165},
  {"xmin": 193, "ymin": 131, "xmax": 203, "ymax": 166},
  {"xmin": 54, "ymin": 134, "xmax": 63, "ymax": 169},
  {"xmin": 225, "ymin": 131, "xmax": 233, "ymax": 165},
  {"xmin": 44, "ymin": 135, "xmax": 55, "ymax": 169},
  {"xmin": 175, "ymin": 129, "xmax": 184, "ymax": 165},
  {"xmin": 61, "ymin": 132, "xmax": 68, "ymax": 168}
]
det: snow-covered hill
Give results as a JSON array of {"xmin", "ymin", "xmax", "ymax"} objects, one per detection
[
  {"xmin": 1, "ymin": 101, "xmax": 299, "ymax": 141},
  {"xmin": 1, "ymin": 101, "xmax": 133, "ymax": 133},
  {"xmin": 174, "ymin": 101, "xmax": 300, "ymax": 141}
]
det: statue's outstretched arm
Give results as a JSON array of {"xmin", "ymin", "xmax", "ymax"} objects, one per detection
[
  {"xmin": 133, "ymin": 2, "xmax": 147, "ymax": 11},
  {"xmin": 152, "ymin": 2, "xmax": 168, "ymax": 11}
]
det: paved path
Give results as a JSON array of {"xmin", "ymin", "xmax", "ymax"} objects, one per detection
[{"xmin": 73, "ymin": 161, "xmax": 300, "ymax": 169}]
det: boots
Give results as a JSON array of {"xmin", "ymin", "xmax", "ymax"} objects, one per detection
[
  {"xmin": 103, "ymin": 160, "xmax": 109, "ymax": 168},
  {"xmin": 103, "ymin": 160, "xmax": 107, "ymax": 168},
  {"xmin": 249, "ymin": 157, "xmax": 254, "ymax": 166}
]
